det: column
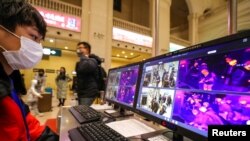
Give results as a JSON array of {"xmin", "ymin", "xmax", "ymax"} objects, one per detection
[
  {"xmin": 188, "ymin": 13, "xmax": 199, "ymax": 44},
  {"xmin": 84, "ymin": 0, "xmax": 113, "ymax": 70},
  {"xmin": 81, "ymin": 0, "xmax": 90, "ymax": 41},
  {"xmin": 152, "ymin": 0, "xmax": 172, "ymax": 56}
]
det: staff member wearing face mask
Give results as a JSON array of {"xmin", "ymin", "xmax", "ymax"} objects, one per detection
[{"xmin": 0, "ymin": 0, "xmax": 58, "ymax": 141}]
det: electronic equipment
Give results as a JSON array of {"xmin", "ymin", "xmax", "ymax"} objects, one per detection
[
  {"xmin": 69, "ymin": 105, "xmax": 102, "ymax": 124},
  {"xmin": 68, "ymin": 121, "xmax": 128, "ymax": 141},
  {"xmin": 105, "ymin": 62, "xmax": 141, "ymax": 118},
  {"xmin": 135, "ymin": 31, "xmax": 250, "ymax": 141}
]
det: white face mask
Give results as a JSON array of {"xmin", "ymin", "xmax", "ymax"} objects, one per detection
[
  {"xmin": 76, "ymin": 49, "xmax": 82, "ymax": 57},
  {"xmin": 0, "ymin": 25, "xmax": 43, "ymax": 70}
]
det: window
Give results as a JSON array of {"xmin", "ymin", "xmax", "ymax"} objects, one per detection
[{"xmin": 113, "ymin": 0, "xmax": 121, "ymax": 12}]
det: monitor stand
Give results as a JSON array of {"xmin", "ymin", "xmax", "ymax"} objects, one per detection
[
  {"xmin": 104, "ymin": 104, "xmax": 134, "ymax": 118},
  {"xmin": 172, "ymin": 132, "xmax": 183, "ymax": 141}
]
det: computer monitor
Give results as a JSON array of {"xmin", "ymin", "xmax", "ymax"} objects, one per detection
[
  {"xmin": 135, "ymin": 31, "xmax": 250, "ymax": 141},
  {"xmin": 105, "ymin": 62, "xmax": 141, "ymax": 118}
]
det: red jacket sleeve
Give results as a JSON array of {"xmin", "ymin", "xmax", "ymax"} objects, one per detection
[
  {"xmin": 26, "ymin": 113, "xmax": 46, "ymax": 141},
  {"xmin": 0, "ymin": 96, "xmax": 28, "ymax": 141}
]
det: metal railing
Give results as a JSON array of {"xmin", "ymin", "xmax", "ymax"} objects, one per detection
[
  {"xmin": 26, "ymin": 0, "xmax": 82, "ymax": 17},
  {"xmin": 113, "ymin": 17, "xmax": 152, "ymax": 36}
]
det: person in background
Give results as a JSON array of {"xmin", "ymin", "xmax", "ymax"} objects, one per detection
[
  {"xmin": 55, "ymin": 67, "xmax": 72, "ymax": 106},
  {"xmin": 75, "ymin": 41, "xmax": 99, "ymax": 106},
  {"xmin": 0, "ymin": 0, "xmax": 58, "ymax": 140},
  {"xmin": 27, "ymin": 79, "xmax": 43, "ymax": 116},
  {"xmin": 35, "ymin": 68, "xmax": 46, "ymax": 93}
]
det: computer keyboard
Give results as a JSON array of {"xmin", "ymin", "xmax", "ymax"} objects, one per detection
[
  {"xmin": 69, "ymin": 105, "xmax": 102, "ymax": 124},
  {"xmin": 68, "ymin": 121, "xmax": 128, "ymax": 141}
]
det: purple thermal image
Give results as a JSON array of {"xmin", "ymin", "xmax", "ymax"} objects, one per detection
[
  {"xmin": 116, "ymin": 68, "xmax": 139, "ymax": 105},
  {"xmin": 172, "ymin": 90, "xmax": 250, "ymax": 131},
  {"xmin": 117, "ymin": 85, "xmax": 136, "ymax": 105},
  {"xmin": 177, "ymin": 48, "xmax": 250, "ymax": 92},
  {"xmin": 119, "ymin": 68, "xmax": 138, "ymax": 86}
]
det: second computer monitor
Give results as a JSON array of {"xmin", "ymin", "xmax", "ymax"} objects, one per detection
[{"xmin": 105, "ymin": 63, "xmax": 141, "ymax": 111}]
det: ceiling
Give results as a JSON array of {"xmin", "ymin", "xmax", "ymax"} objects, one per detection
[
  {"xmin": 41, "ymin": 37, "xmax": 78, "ymax": 51},
  {"xmin": 112, "ymin": 47, "xmax": 152, "ymax": 63},
  {"xmin": 41, "ymin": 37, "xmax": 152, "ymax": 63}
]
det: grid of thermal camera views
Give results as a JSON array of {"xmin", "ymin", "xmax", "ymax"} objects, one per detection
[
  {"xmin": 137, "ymin": 46, "xmax": 250, "ymax": 136},
  {"xmin": 106, "ymin": 65, "xmax": 139, "ymax": 107}
]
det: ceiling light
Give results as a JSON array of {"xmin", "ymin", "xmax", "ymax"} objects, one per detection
[
  {"xmin": 49, "ymin": 39, "xmax": 54, "ymax": 43},
  {"xmin": 116, "ymin": 54, "xmax": 120, "ymax": 57},
  {"xmin": 125, "ymin": 56, "xmax": 128, "ymax": 58},
  {"xmin": 130, "ymin": 53, "xmax": 134, "ymax": 55},
  {"xmin": 64, "ymin": 46, "xmax": 68, "ymax": 49},
  {"xmin": 122, "ymin": 51, "xmax": 125, "ymax": 54}
]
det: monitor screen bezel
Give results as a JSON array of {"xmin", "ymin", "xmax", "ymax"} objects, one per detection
[{"xmin": 133, "ymin": 30, "xmax": 250, "ymax": 141}]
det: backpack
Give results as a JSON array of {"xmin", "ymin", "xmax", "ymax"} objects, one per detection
[{"xmin": 96, "ymin": 65, "xmax": 107, "ymax": 91}]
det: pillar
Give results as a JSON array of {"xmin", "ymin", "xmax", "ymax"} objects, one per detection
[
  {"xmin": 152, "ymin": 0, "xmax": 172, "ymax": 56},
  {"xmin": 81, "ymin": 0, "xmax": 90, "ymax": 41},
  {"xmin": 81, "ymin": 0, "xmax": 113, "ymax": 70},
  {"xmin": 188, "ymin": 13, "xmax": 199, "ymax": 44}
]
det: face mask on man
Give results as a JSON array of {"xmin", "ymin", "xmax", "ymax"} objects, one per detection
[
  {"xmin": 76, "ymin": 49, "xmax": 82, "ymax": 57},
  {"xmin": 0, "ymin": 25, "xmax": 43, "ymax": 70}
]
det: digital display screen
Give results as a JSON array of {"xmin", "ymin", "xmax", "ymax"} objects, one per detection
[
  {"xmin": 136, "ymin": 36, "xmax": 250, "ymax": 137},
  {"xmin": 106, "ymin": 65, "xmax": 140, "ymax": 107}
]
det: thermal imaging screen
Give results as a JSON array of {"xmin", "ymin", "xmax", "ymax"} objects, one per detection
[
  {"xmin": 136, "ymin": 58, "xmax": 179, "ymax": 119},
  {"xmin": 177, "ymin": 48, "xmax": 250, "ymax": 92},
  {"xmin": 106, "ymin": 65, "xmax": 139, "ymax": 107},
  {"xmin": 136, "ymin": 36, "xmax": 250, "ymax": 137},
  {"xmin": 172, "ymin": 47, "xmax": 250, "ymax": 136}
]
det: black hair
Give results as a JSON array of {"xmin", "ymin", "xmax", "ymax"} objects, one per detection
[
  {"xmin": 60, "ymin": 67, "xmax": 66, "ymax": 72},
  {"xmin": 0, "ymin": 0, "xmax": 47, "ymax": 39},
  {"xmin": 38, "ymin": 68, "xmax": 45, "ymax": 73},
  {"xmin": 77, "ymin": 41, "xmax": 91, "ymax": 54},
  {"xmin": 57, "ymin": 67, "xmax": 66, "ymax": 81}
]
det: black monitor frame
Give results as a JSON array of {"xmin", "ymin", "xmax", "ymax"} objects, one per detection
[
  {"xmin": 105, "ymin": 62, "xmax": 143, "ymax": 116},
  {"xmin": 134, "ymin": 30, "xmax": 250, "ymax": 141}
]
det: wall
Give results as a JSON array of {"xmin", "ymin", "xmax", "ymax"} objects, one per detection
[
  {"xmin": 59, "ymin": 0, "xmax": 82, "ymax": 6},
  {"xmin": 113, "ymin": 0, "xmax": 133, "ymax": 21},
  {"xmin": 21, "ymin": 49, "xmax": 123, "ymax": 92},
  {"xmin": 21, "ymin": 50, "xmax": 78, "ymax": 91},
  {"xmin": 111, "ymin": 60, "xmax": 130, "ymax": 68},
  {"xmin": 113, "ymin": 0, "xmax": 150, "ymax": 27},
  {"xmin": 132, "ymin": 0, "xmax": 150, "ymax": 27},
  {"xmin": 198, "ymin": 0, "xmax": 250, "ymax": 43}
]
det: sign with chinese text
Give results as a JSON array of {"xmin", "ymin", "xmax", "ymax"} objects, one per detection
[
  {"xmin": 36, "ymin": 7, "xmax": 81, "ymax": 32},
  {"xmin": 112, "ymin": 27, "xmax": 152, "ymax": 47}
]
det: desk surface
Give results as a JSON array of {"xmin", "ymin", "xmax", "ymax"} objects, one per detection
[
  {"xmin": 58, "ymin": 106, "xmax": 191, "ymax": 141},
  {"xmin": 59, "ymin": 106, "xmax": 79, "ymax": 141}
]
